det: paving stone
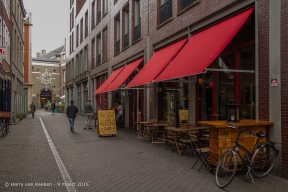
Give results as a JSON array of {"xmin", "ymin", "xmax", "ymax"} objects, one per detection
[{"xmin": 0, "ymin": 109, "xmax": 287, "ymax": 192}]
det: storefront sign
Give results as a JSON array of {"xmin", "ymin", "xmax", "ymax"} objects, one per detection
[{"xmin": 97, "ymin": 110, "xmax": 117, "ymax": 136}]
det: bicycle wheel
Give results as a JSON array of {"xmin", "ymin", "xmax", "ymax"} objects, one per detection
[
  {"xmin": 0, "ymin": 122, "xmax": 5, "ymax": 137},
  {"xmin": 215, "ymin": 150, "xmax": 237, "ymax": 188},
  {"xmin": 5, "ymin": 120, "xmax": 9, "ymax": 135},
  {"xmin": 251, "ymin": 144, "xmax": 277, "ymax": 178}
]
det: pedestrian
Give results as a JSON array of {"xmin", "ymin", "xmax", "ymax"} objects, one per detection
[
  {"xmin": 66, "ymin": 100, "xmax": 78, "ymax": 133},
  {"xmin": 30, "ymin": 102, "xmax": 36, "ymax": 118},
  {"xmin": 115, "ymin": 102, "xmax": 123, "ymax": 128},
  {"xmin": 84, "ymin": 99, "xmax": 93, "ymax": 130},
  {"xmin": 51, "ymin": 101, "xmax": 56, "ymax": 115}
]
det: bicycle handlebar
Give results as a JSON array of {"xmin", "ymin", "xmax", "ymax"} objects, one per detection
[{"xmin": 225, "ymin": 121, "xmax": 257, "ymax": 136}]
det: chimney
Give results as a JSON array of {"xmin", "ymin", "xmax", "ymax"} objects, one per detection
[
  {"xmin": 36, "ymin": 52, "xmax": 41, "ymax": 57},
  {"xmin": 42, "ymin": 49, "xmax": 46, "ymax": 55}
]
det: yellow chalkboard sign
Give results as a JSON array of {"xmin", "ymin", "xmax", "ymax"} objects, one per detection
[
  {"xmin": 179, "ymin": 109, "xmax": 188, "ymax": 123},
  {"xmin": 97, "ymin": 110, "xmax": 117, "ymax": 136}
]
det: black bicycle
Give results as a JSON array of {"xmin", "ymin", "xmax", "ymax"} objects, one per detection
[
  {"xmin": 215, "ymin": 121, "xmax": 279, "ymax": 188},
  {"xmin": 0, "ymin": 118, "xmax": 10, "ymax": 137}
]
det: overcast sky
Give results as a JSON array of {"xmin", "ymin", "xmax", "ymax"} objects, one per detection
[{"xmin": 23, "ymin": 0, "xmax": 70, "ymax": 58}]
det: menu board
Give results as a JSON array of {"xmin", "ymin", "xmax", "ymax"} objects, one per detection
[
  {"xmin": 97, "ymin": 110, "xmax": 117, "ymax": 136},
  {"xmin": 179, "ymin": 109, "xmax": 188, "ymax": 123}
]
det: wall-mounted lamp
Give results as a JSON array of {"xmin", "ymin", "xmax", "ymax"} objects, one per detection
[{"xmin": 53, "ymin": 69, "xmax": 56, "ymax": 72}]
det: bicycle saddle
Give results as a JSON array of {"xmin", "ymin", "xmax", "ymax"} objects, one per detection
[{"xmin": 256, "ymin": 131, "xmax": 266, "ymax": 138}]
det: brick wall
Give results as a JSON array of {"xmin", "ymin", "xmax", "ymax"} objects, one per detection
[
  {"xmin": 281, "ymin": 0, "xmax": 288, "ymax": 179},
  {"xmin": 257, "ymin": 0, "xmax": 269, "ymax": 121}
]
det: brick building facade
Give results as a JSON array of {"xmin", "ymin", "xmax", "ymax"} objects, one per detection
[{"xmin": 66, "ymin": 0, "xmax": 287, "ymax": 179}]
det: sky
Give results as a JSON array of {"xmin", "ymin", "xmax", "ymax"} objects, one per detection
[{"xmin": 22, "ymin": 0, "xmax": 70, "ymax": 58}]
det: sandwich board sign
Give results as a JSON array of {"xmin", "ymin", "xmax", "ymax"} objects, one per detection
[{"xmin": 97, "ymin": 110, "xmax": 117, "ymax": 136}]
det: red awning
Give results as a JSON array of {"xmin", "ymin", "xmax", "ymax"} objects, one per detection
[
  {"xmin": 93, "ymin": 67, "xmax": 124, "ymax": 94},
  {"xmin": 154, "ymin": 8, "xmax": 254, "ymax": 82},
  {"xmin": 103, "ymin": 58, "xmax": 143, "ymax": 92},
  {"xmin": 125, "ymin": 38, "xmax": 187, "ymax": 88}
]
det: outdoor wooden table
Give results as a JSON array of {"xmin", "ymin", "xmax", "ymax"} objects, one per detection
[
  {"xmin": 148, "ymin": 123, "xmax": 168, "ymax": 146},
  {"xmin": 165, "ymin": 127, "xmax": 191, "ymax": 155},
  {"xmin": 197, "ymin": 119, "xmax": 274, "ymax": 167},
  {"xmin": 135, "ymin": 121, "xmax": 151, "ymax": 141}
]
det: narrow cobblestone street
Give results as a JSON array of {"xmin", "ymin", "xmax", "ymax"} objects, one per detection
[{"xmin": 0, "ymin": 109, "xmax": 287, "ymax": 192}]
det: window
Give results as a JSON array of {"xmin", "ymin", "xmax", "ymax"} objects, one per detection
[
  {"xmin": 133, "ymin": 0, "xmax": 141, "ymax": 41},
  {"xmin": 103, "ymin": 0, "xmax": 108, "ymax": 16},
  {"xmin": 70, "ymin": 34, "xmax": 72, "ymax": 53},
  {"xmin": 159, "ymin": 0, "xmax": 172, "ymax": 24},
  {"xmin": 123, "ymin": 5, "xmax": 129, "ymax": 48},
  {"xmin": 72, "ymin": 32, "xmax": 74, "ymax": 51},
  {"xmin": 114, "ymin": 14, "xmax": 120, "ymax": 54},
  {"xmin": 80, "ymin": 18, "xmax": 83, "ymax": 42},
  {"xmin": 70, "ymin": 0, "xmax": 74, "ymax": 8},
  {"xmin": 85, "ymin": 11, "xmax": 88, "ymax": 37},
  {"xmin": 91, "ymin": 1, "xmax": 95, "ymax": 28},
  {"xmin": 84, "ymin": 46, "xmax": 88, "ymax": 71},
  {"xmin": 3, "ymin": 23, "xmax": 5, "ymax": 45},
  {"xmin": 63, "ymin": 70, "xmax": 66, "ymax": 82},
  {"xmin": 72, "ymin": 9, "xmax": 74, "ymax": 28},
  {"xmin": 102, "ymin": 27, "xmax": 108, "ymax": 61},
  {"xmin": 97, "ymin": 0, "xmax": 101, "ymax": 23},
  {"xmin": 179, "ymin": 0, "xmax": 197, "ymax": 11},
  {"xmin": 76, "ymin": 24, "xmax": 79, "ymax": 47},
  {"xmin": 96, "ymin": 34, "xmax": 101, "ymax": 65},
  {"xmin": 91, "ymin": 38, "xmax": 95, "ymax": 68}
]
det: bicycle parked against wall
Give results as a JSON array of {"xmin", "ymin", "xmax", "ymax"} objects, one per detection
[
  {"xmin": 0, "ymin": 118, "xmax": 10, "ymax": 137},
  {"xmin": 215, "ymin": 121, "xmax": 279, "ymax": 188}
]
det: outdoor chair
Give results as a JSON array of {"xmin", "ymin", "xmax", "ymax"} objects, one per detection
[{"xmin": 191, "ymin": 134, "xmax": 210, "ymax": 172}]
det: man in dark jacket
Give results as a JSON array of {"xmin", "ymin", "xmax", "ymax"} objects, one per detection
[
  {"xmin": 66, "ymin": 100, "xmax": 78, "ymax": 132},
  {"xmin": 51, "ymin": 101, "xmax": 56, "ymax": 115}
]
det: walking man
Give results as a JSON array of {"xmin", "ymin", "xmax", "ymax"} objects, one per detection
[
  {"xmin": 30, "ymin": 102, "xmax": 36, "ymax": 118},
  {"xmin": 84, "ymin": 99, "xmax": 93, "ymax": 130},
  {"xmin": 66, "ymin": 100, "xmax": 78, "ymax": 133},
  {"xmin": 115, "ymin": 102, "xmax": 123, "ymax": 128},
  {"xmin": 51, "ymin": 101, "xmax": 56, "ymax": 115}
]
